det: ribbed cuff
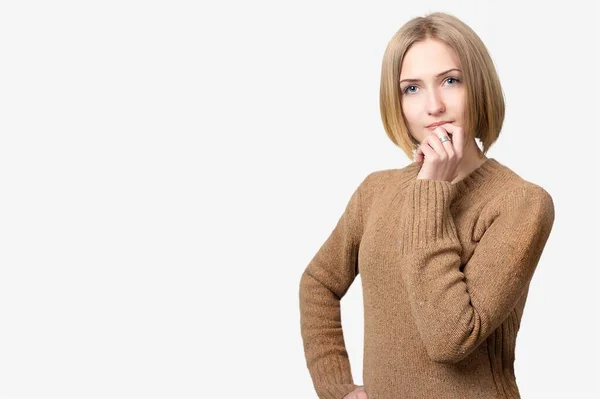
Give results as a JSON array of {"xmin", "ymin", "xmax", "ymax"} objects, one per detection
[
  {"xmin": 309, "ymin": 356, "xmax": 357, "ymax": 399},
  {"xmin": 398, "ymin": 179, "xmax": 459, "ymax": 254},
  {"xmin": 316, "ymin": 383, "xmax": 359, "ymax": 399}
]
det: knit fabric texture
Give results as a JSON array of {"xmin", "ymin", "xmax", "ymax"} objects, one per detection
[{"xmin": 299, "ymin": 158, "xmax": 555, "ymax": 399}]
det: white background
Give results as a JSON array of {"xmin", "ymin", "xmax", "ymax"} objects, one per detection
[{"xmin": 0, "ymin": 0, "xmax": 598, "ymax": 398}]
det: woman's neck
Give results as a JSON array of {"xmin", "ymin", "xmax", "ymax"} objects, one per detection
[{"xmin": 451, "ymin": 141, "xmax": 488, "ymax": 184}]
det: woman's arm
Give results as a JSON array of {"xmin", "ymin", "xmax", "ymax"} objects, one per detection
[
  {"xmin": 299, "ymin": 174, "xmax": 370, "ymax": 399},
  {"xmin": 396, "ymin": 179, "xmax": 555, "ymax": 364}
]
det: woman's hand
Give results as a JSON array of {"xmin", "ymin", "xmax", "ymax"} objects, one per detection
[
  {"xmin": 414, "ymin": 123, "xmax": 465, "ymax": 182},
  {"xmin": 343, "ymin": 385, "xmax": 369, "ymax": 399}
]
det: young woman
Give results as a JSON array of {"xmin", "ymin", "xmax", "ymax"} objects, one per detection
[{"xmin": 299, "ymin": 12, "xmax": 555, "ymax": 399}]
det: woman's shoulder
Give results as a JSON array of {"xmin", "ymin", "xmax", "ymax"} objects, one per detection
[
  {"xmin": 357, "ymin": 163, "xmax": 421, "ymax": 211},
  {"xmin": 478, "ymin": 159, "xmax": 554, "ymax": 226},
  {"xmin": 486, "ymin": 158, "xmax": 554, "ymax": 203},
  {"xmin": 362, "ymin": 162, "xmax": 421, "ymax": 187}
]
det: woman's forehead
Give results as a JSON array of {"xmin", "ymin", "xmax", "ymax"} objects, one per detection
[{"xmin": 400, "ymin": 41, "xmax": 461, "ymax": 79}]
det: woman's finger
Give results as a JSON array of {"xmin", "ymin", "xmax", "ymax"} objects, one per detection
[
  {"xmin": 419, "ymin": 139, "xmax": 437, "ymax": 160},
  {"xmin": 432, "ymin": 127, "xmax": 456, "ymax": 158},
  {"xmin": 435, "ymin": 123, "xmax": 465, "ymax": 159},
  {"xmin": 427, "ymin": 131, "xmax": 451, "ymax": 160},
  {"xmin": 414, "ymin": 135, "xmax": 428, "ymax": 163}
]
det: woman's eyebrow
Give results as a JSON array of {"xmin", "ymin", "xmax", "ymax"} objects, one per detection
[{"xmin": 400, "ymin": 68, "xmax": 461, "ymax": 84}]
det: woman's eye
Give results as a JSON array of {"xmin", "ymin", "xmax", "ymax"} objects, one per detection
[
  {"xmin": 402, "ymin": 77, "xmax": 460, "ymax": 95},
  {"xmin": 404, "ymin": 85, "xmax": 417, "ymax": 94}
]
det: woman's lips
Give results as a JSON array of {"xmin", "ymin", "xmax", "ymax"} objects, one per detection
[{"xmin": 427, "ymin": 121, "xmax": 453, "ymax": 129}]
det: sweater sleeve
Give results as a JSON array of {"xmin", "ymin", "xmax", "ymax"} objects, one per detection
[
  {"xmin": 299, "ymin": 176, "xmax": 368, "ymax": 399},
  {"xmin": 397, "ymin": 179, "xmax": 555, "ymax": 364}
]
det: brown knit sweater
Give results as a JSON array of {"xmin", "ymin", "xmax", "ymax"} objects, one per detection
[{"xmin": 299, "ymin": 158, "xmax": 555, "ymax": 399}]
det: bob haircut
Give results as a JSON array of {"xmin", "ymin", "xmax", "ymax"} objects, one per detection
[{"xmin": 380, "ymin": 12, "xmax": 505, "ymax": 161}]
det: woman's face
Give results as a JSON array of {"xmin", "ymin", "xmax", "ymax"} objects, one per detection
[{"xmin": 399, "ymin": 38, "xmax": 466, "ymax": 144}]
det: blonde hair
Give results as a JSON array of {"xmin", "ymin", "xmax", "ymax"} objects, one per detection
[{"xmin": 379, "ymin": 12, "xmax": 505, "ymax": 160}]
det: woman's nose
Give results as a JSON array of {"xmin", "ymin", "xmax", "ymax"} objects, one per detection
[{"xmin": 426, "ymin": 90, "xmax": 445, "ymax": 115}]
